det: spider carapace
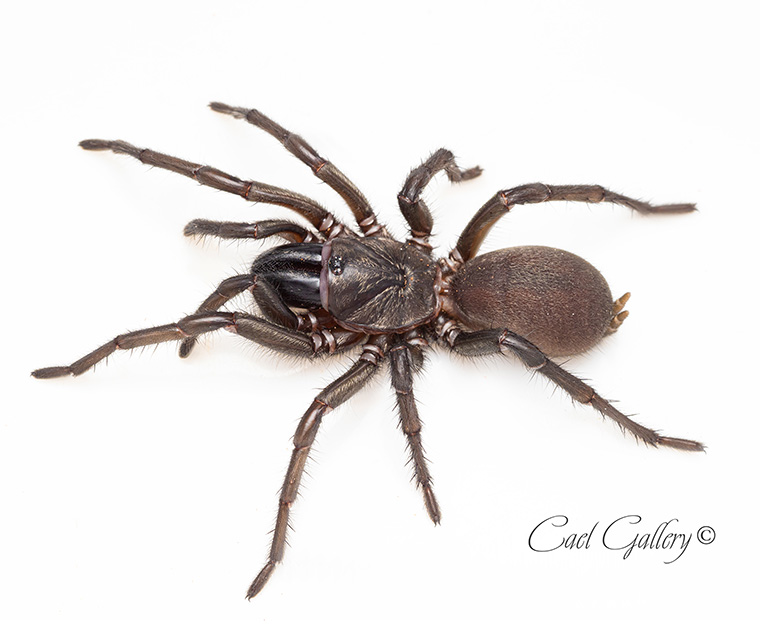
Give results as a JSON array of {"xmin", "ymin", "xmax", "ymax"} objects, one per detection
[{"xmin": 33, "ymin": 102, "xmax": 704, "ymax": 599}]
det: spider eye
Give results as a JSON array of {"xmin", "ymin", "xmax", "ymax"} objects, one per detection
[{"xmin": 328, "ymin": 255, "xmax": 345, "ymax": 275}]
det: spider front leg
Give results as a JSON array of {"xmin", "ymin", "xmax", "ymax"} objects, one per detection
[
  {"xmin": 32, "ymin": 313, "xmax": 241, "ymax": 378},
  {"xmin": 79, "ymin": 139, "xmax": 335, "ymax": 233},
  {"xmin": 397, "ymin": 148, "xmax": 481, "ymax": 248},
  {"xmin": 454, "ymin": 183, "xmax": 696, "ymax": 262},
  {"xmin": 389, "ymin": 336, "xmax": 441, "ymax": 523},
  {"xmin": 209, "ymin": 102, "xmax": 383, "ymax": 236},
  {"xmin": 32, "ymin": 312, "xmax": 363, "ymax": 379},
  {"xmin": 183, "ymin": 218, "xmax": 319, "ymax": 244},
  {"xmin": 445, "ymin": 325, "xmax": 704, "ymax": 452},
  {"xmin": 247, "ymin": 336, "xmax": 389, "ymax": 599}
]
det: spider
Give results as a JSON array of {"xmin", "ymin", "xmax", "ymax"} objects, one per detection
[{"xmin": 32, "ymin": 102, "xmax": 704, "ymax": 599}]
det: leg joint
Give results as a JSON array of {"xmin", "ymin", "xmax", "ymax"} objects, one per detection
[
  {"xmin": 498, "ymin": 330, "xmax": 547, "ymax": 369},
  {"xmin": 359, "ymin": 343, "xmax": 385, "ymax": 365}
]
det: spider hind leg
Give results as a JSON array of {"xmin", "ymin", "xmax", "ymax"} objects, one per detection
[{"xmin": 446, "ymin": 324, "xmax": 704, "ymax": 452}]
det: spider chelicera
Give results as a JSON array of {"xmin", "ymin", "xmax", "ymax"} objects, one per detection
[{"xmin": 32, "ymin": 102, "xmax": 704, "ymax": 599}]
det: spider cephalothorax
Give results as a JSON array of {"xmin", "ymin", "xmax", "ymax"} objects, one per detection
[{"xmin": 32, "ymin": 102, "xmax": 703, "ymax": 599}]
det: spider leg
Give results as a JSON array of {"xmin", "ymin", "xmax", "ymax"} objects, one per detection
[
  {"xmin": 180, "ymin": 217, "xmax": 330, "ymax": 356},
  {"xmin": 209, "ymin": 102, "xmax": 385, "ymax": 237},
  {"xmin": 247, "ymin": 336, "xmax": 389, "ymax": 599},
  {"xmin": 389, "ymin": 337, "xmax": 441, "ymax": 523},
  {"xmin": 178, "ymin": 274, "xmax": 257, "ymax": 359},
  {"xmin": 180, "ymin": 275, "xmax": 342, "ymax": 358},
  {"xmin": 454, "ymin": 183, "xmax": 696, "ymax": 262},
  {"xmin": 79, "ymin": 139, "xmax": 334, "ymax": 233},
  {"xmin": 183, "ymin": 218, "xmax": 319, "ymax": 244},
  {"xmin": 445, "ymin": 325, "xmax": 704, "ymax": 452},
  {"xmin": 32, "ymin": 312, "xmax": 363, "ymax": 379},
  {"xmin": 398, "ymin": 148, "xmax": 481, "ymax": 249}
]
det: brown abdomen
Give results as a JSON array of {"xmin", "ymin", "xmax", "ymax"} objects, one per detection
[{"xmin": 449, "ymin": 246, "xmax": 613, "ymax": 357}]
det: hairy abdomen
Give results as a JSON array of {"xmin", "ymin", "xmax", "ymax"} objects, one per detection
[{"xmin": 449, "ymin": 246, "xmax": 613, "ymax": 357}]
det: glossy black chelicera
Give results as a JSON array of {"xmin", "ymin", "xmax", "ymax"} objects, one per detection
[{"xmin": 32, "ymin": 103, "xmax": 704, "ymax": 599}]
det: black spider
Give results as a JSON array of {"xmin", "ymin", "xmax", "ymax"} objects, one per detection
[{"xmin": 32, "ymin": 102, "xmax": 704, "ymax": 599}]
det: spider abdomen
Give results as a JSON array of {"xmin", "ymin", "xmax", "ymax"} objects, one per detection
[{"xmin": 449, "ymin": 246, "xmax": 614, "ymax": 357}]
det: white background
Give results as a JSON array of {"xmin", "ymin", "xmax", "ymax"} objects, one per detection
[{"xmin": 2, "ymin": 1, "xmax": 758, "ymax": 634}]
